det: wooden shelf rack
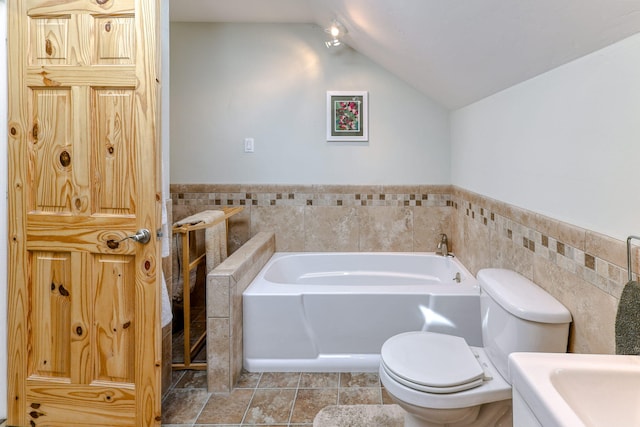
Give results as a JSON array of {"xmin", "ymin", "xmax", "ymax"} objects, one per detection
[{"xmin": 171, "ymin": 206, "xmax": 243, "ymax": 370}]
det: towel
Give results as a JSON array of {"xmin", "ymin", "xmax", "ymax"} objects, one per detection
[
  {"xmin": 615, "ymin": 280, "xmax": 640, "ymax": 355},
  {"xmin": 173, "ymin": 209, "xmax": 224, "ymax": 227},
  {"xmin": 159, "ymin": 170, "xmax": 171, "ymax": 325},
  {"xmin": 161, "ymin": 270, "xmax": 172, "ymax": 327},
  {"xmin": 205, "ymin": 213, "xmax": 227, "ymax": 273},
  {"xmin": 172, "ymin": 210, "xmax": 227, "ymax": 302}
]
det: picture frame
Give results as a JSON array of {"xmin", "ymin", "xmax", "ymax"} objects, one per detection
[{"xmin": 326, "ymin": 91, "xmax": 368, "ymax": 141}]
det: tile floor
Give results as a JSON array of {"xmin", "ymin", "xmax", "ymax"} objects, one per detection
[
  {"xmin": 162, "ymin": 370, "xmax": 395, "ymax": 426},
  {"xmin": 165, "ymin": 278, "xmax": 399, "ymax": 426}
]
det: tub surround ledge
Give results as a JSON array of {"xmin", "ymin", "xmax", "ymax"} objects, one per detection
[{"xmin": 206, "ymin": 231, "xmax": 276, "ymax": 392}]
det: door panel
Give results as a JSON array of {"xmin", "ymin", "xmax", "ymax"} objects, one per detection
[
  {"xmin": 8, "ymin": 0, "xmax": 161, "ymax": 425},
  {"xmin": 30, "ymin": 17, "xmax": 70, "ymax": 65},
  {"xmin": 93, "ymin": 88, "xmax": 136, "ymax": 215},
  {"xmin": 31, "ymin": 88, "xmax": 73, "ymax": 213},
  {"xmin": 95, "ymin": 16, "xmax": 135, "ymax": 65},
  {"xmin": 24, "ymin": 381, "xmax": 136, "ymax": 426},
  {"xmin": 94, "ymin": 255, "xmax": 136, "ymax": 383},
  {"xmin": 31, "ymin": 251, "xmax": 72, "ymax": 379}
]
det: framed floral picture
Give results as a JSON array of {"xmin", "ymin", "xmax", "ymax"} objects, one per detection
[{"xmin": 326, "ymin": 91, "xmax": 368, "ymax": 141}]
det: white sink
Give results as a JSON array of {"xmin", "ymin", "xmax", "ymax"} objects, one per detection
[{"xmin": 509, "ymin": 352, "xmax": 640, "ymax": 427}]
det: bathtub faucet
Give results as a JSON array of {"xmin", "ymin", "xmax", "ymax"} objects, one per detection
[{"xmin": 437, "ymin": 233, "xmax": 449, "ymax": 256}]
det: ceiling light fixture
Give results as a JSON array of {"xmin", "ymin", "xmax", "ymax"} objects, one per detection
[{"xmin": 325, "ymin": 20, "xmax": 347, "ymax": 48}]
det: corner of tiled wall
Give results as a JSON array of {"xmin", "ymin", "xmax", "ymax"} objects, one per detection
[
  {"xmin": 451, "ymin": 186, "xmax": 635, "ymax": 354},
  {"xmin": 206, "ymin": 231, "xmax": 276, "ymax": 392}
]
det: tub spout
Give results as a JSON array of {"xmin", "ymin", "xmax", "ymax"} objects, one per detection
[{"xmin": 437, "ymin": 233, "xmax": 449, "ymax": 256}]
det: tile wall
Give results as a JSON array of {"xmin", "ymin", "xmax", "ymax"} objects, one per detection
[
  {"xmin": 170, "ymin": 184, "xmax": 639, "ymax": 355},
  {"xmin": 171, "ymin": 184, "xmax": 454, "ymax": 254},
  {"xmin": 451, "ymin": 187, "xmax": 638, "ymax": 354}
]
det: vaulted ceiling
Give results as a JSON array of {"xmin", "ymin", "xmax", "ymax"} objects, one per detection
[{"xmin": 170, "ymin": 0, "xmax": 640, "ymax": 109}]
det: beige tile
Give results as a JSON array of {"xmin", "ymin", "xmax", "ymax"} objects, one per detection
[
  {"xmin": 251, "ymin": 206, "xmax": 305, "ymax": 251},
  {"xmin": 243, "ymin": 388, "xmax": 296, "ymax": 424},
  {"xmin": 585, "ymin": 231, "xmax": 627, "ymax": 269},
  {"xmin": 235, "ymin": 370, "xmax": 261, "ymax": 388},
  {"xmin": 491, "ymin": 231, "xmax": 534, "ymax": 280},
  {"xmin": 299, "ymin": 372, "xmax": 339, "ymax": 389},
  {"xmin": 175, "ymin": 369, "xmax": 208, "ymax": 389},
  {"xmin": 338, "ymin": 387, "xmax": 383, "ymax": 405},
  {"xmin": 212, "ymin": 231, "xmax": 274, "ymax": 279},
  {"xmin": 196, "ymin": 388, "xmax": 253, "ymax": 425},
  {"xmin": 504, "ymin": 204, "xmax": 536, "ymax": 231},
  {"xmin": 340, "ymin": 372, "xmax": 380, "ymax": 388},
  {"xmin": 304, "ymin": 206, "xmax": 359, "ymax": 251},
  {"xmin": 258, "ymin": 372, "xmax": 301, "ymax": 388},
  {"xmin": 529, "ymin": 212, "xmax": 554, "ymax": 239},
  {"xmin": 412, "ymin": 206, "xmax": 452, "ymax": 252},
  {"xmin": 290, "ymin": 388, "xmax": 339, "ymax": 424},
  {"xmin": 421, "ymin": 184, "xmax": 454, "ymax": 194},
  {"xmin": 207, "ymin": 275, "xmax": 230, "ymax": 318},
  {"xmin": 171, "ymin": 203, "xmax": 202, "ymax": 223},
  {"xmin": 230, "ymin": 314, "xmax": 244, "ymax": 389},
  {"xmin": 207, "ymin": 317, "xmax": 230, "ymax": 392},
  {"xmin": 554, "ymin": 219, "xmax": 586, "ymax": 251},
  {"xmin": 358, "ymin": 207, "xmax": 413, "ymax": 251},
  {"xmin": 227, "ymin": 208, "xmax": 251, "ymax": 254},
  {"xmin": 534, "ymin": 256, "xmax": 617, "ymax": 354},
  {"xmin": 161, "ymin": 388, "xmax": 210, "ymax": 425},
  {"xmin": 455, "ymin": 213, "xmax": 492, "ymax": 275},
  {"xmin": 231, "ymin": 234, "xmax": 275, "ymax": 288}
]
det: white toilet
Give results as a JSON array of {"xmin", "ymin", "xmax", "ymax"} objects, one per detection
[{"xmin": 379, "ymin": 268, "xmax": 572, "ymax": 427}]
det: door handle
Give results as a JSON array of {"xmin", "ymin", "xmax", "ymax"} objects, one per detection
[
  {"xmin": 106, "ymin": 229, "xmax": 151, "ymax": 249},
  {"xmin": 126, "ymin": 229, "xmax": 151, "ymax": 244}
]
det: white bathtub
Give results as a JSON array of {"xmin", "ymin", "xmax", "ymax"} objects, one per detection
[{"xmin": 243, "ymin": 252, "xmax": 482, "ymax": 372}]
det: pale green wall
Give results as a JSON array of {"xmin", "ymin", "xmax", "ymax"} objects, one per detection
[
  {"xmin": 170, "ymin": 23, "xmax": 450, "ymax": 185},
  {"xmin": 452, "ymin": 33, "xmax": 640, "ymax": 241}
]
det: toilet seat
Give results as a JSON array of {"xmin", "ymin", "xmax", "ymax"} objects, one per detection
[{"xmin": 380, "ymin": 331, "xmax": 486, "ymax": 394}]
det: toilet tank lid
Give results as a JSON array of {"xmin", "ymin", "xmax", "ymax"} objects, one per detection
[{"xmin": 477, "ymin": 268, "xmax": 572, "ymax": 324}]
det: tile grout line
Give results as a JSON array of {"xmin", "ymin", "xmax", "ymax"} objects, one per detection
[
  {"xmin": 335, "ymin": 372, "xmax": 342, "ymax": 407},
  {"xmin": 190, "ymin": 389, "xmax": 213, "ymax": 427},
  {"xmin": 240, "ymin": 372, "xmax": 262, "ymax": 425},
  {"xmin": 286, "ymin": 373, "xmax": 303, "ymax": 426}
]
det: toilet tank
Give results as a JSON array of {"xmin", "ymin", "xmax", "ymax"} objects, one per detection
[{"xmin": 478, "ymin": 269, "xmax": 572, "ymax": 382}]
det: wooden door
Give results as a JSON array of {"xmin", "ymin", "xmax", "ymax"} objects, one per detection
[{"xmin": 7, "ymin": 0, "xmax": 161, "ymax": 425}]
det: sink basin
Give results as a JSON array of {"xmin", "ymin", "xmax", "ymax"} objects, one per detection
[
  {"xmin": 509, "ymin": 352, "xmax": 640, "ymax": 427},
  {"xmin": 551, "ymin": 367, "xmax": 640, "ymax": 426}
]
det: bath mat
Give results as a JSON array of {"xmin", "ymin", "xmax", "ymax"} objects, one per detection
[
  {"xmin": 313, "ymin": 404, "xmax": 404, "ymax": 427},
  {"xmin": 615, "ymin": 280, "xmax": 640, "ymax": 355}
]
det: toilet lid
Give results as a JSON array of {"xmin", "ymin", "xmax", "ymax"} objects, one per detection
[{"xmin": 381, "ymin": 331, "xmax": 485, "ymax": 394}]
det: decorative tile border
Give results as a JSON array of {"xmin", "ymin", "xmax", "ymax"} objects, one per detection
[
  {"xmin": 453, "ymin": 193, "xmax": 634, "ymax": 299},
  {"xmin": 171, "ymin": 185, "xmax": 453, "ymax": 208}
]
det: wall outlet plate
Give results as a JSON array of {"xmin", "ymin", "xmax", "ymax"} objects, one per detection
[{"xmin": 244, "ymin": 138, "xmax": 255, "ymax": 152}]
